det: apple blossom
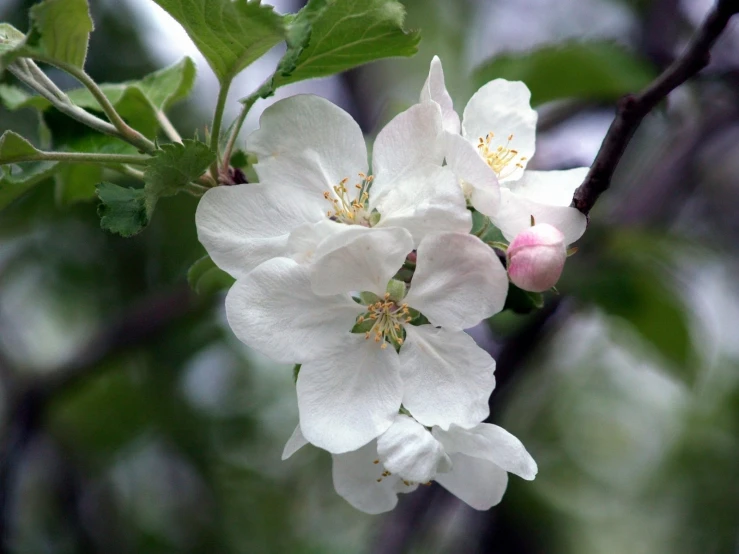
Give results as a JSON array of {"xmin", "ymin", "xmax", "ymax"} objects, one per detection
[
  {"xmin": 421, "ymin": 56, "xmax": 588, "ymax": 245},
  {"xmin": 195, "ymin": 94, "xmax": 470, "ymax": 279},
  {"xmin": 283, "ymin": 414, "xmax": 537, "ymax": 515},
  {"xmin": 224, "ymin": 227, "xmax": 508, "ymax": 454},
  {"xmin": 507, "ymin": 223, "xmax": 567, "ymax": 292}
]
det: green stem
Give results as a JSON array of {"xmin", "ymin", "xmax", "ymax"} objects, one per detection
[
  {"xmin": 156, "ymin": 111, "xmax": 182, "ymax": 144},
  {"xmin": 474, "ymin": 217, "xmax": 491, "ymax": 239},
  {"xmin": 21, "ymin": 59, "xmax": 66, "ymax": 102},
  {"xmin": 32, "ymin": 55, "xmax": 156, "ymax": 153},
  {"xmin": 2, "ymin": 151, "xmax": 150, "ymax": 166},
  {"xmin": 111, "ymin": 165, "xmax": 145, "ymax": 180},
  {"xmin": 487, "ymin": 241, "xmax": 509, "ymax": 251},
  {"xmin": 209, "ymin": 80, "xmax": 231, "ymax": 179},
  {"xmin": 8, "ymin": 63, "xmax": 120, "ymax": 138},
  {"xmin": 185, "ymin": 182, "xmax": 208, "ymax": 196},
  {"xmin": 221, "ymin": 92, "xmax": 259, "ymax": 171}
]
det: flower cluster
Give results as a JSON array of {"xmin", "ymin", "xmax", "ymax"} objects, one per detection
[{"xmin": 195, "ymin": 57, "xmax": 588, "ymax": 514}]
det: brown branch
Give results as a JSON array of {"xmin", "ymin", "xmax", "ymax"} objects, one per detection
[{"xmin": 572, "ymin": 0, "xmax": 739, "ymax": 215}]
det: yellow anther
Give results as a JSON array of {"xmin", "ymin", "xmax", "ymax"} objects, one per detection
[
  {"xmin": 380, "ymin": 343, "xmax": 388, "ymax": 349},
  {"xmin": 477, "ymin": 131, "xmax": 527, "ymax": 178},
  {"xmin": 377, "ymin": 478, "xmax": 382, "ymax": 482},
  {"xmin": 373, "ymin": 459, "xmax": 379, "ymax": 464}
]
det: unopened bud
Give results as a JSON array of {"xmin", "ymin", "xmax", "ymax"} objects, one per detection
[{"xmin": 507, "ymin": 223, "xmax": 567, "ymax": 292}]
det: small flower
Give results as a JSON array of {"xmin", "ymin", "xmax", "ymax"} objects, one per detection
[
  {"xmin": 421, "ymin": 56, "xmax": 588, "ymax": 245},
  {"xmin": 507, "ymin": 223, "xmax": 567, "ymax": 292},
  {"xmin": 283, "ymin": 413, "xmax": 538, "ymax": 515},
  {"xmin": 195, "ymin": 94, "xmax": 470, "ymax": 278},
  {"xmin": 225, "ymin": 228, "xmax": 508, "ymax": 453}
]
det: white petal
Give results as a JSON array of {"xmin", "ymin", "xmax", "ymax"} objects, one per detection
[
  {"xmin": 297, "ymin": 334, "xmax": 403, "ymax": 453},
  {"xmin": 462, "ymin": 80, "xmax": 537, "ymax": 182},
  {"xmin": 196, "ymin": 183, "xmax": 324, "ymax": 278},
  {"xmin": 404, "ymin": 233, "xmax": 508, "ymax": 329},
  {"xmin": 492, "ymin": 188, "xmax": 587, "ymax": 244},
  {"xmin": 433, "ymin": 423, "xmax": 538, "ymax": 480},
  {"xmin": 310, "ymin": 226, "xmax": 413, "ymax": 296},
  {"xmin": 435, "ymin": 453, "xmax": 509, "ymax": 510},
  {"xmin": 282, "ymin": 425, "xmax": 308, "ymax": 460},
  {"xmin": 377, "ymin": 414, "xmax": 452, "ymax": 484},
  {"xmin": 287, "ymin": 219, "xmax": 347, "ymax": 265},
  {"xmin": 508, "ymin": 168, "xmax": 588, "ymax": 206},
  {"xmin": 371, "ymin": 102, "xmax": 444, "ymax": 192},
  {"xmin": 420, "ymin": 56, "xmax": 460, "ymax": 134},
  {"xmin": 400, "ymin": 326, "xmax": 495, "ymax": 429},
  {"xmin": 444, "ymin": 132, "xmax": 500, "ymax": 216},
  {"xmin": 246, "ymin": 94, "xmax": 368, "ymax": 195},
  {"xmin": 332, "ymin": 440, "xmax": 401, "ymax": 514},
  {"xmin": 372, "ymin": 164, "xmax": 471, "ymax": 246},
  {"xmin": 225, "ymin": 258, "xmax": 362, "ymax": 363}
]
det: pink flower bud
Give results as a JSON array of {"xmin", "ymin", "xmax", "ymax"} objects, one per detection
[{"xmin": 507, "ymin": 223, "xmax": 567, "ymax": 292}]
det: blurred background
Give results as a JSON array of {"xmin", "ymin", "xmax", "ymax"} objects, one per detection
[{"xmin": 1, "ymin": 0, "xmax": 738, "ymax": 552}]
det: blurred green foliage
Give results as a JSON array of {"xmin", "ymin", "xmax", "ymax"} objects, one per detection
[{"xmin": 1, "ymin": 0, "xmax": 738, "ymax": 553}]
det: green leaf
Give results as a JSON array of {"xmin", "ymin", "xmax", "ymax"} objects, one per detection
[
  {"xmin": 0, "ymin": 161, "xmax": 57, "ymax": 210},
  {"xmin": 271, "ymin": 0, "xmax": 420, "ymax": 89},
  {"xmin": 151, "ymin": 0, "xmax": 285, "ymax": 84},
  {"xmin": 0, "ymin": 84, "xmax": 50, "ymax": 111},
  {"xmin": 276, "ymin": 0, "xmax": 328, "ymax": 78},
  {"xmin": 96, "ymin": 182, "xmax": 154, "ymax": 237},
  {"xmin": 503, "ymin": 283, "xmax": 544, "ymax": 314},
  {"xmin": 187, "ymin": 255, "xmax": 235, "ymax": 296},
  {"xmin": 54, "ymin": 163, "xmax": 101, "ymax": 205},
  {"xmin": 0, "ymin": 23, "xmax": 25, "ymax": 72},
  {"xmin": 26, "ymin": 0, "xmax": 93, "ymax": 69},
  {"xmin": 472, "ymin": 41, "xmax": 657, "ymax": 106},
  {"xmin": 144, "ymin": 139, "xmax": 214, "ymax": 198},
  {"xmin": 135, "ymin": 56, "xmax": 197, "ymax": 111},
  {"xmin": 54, "ymin": 135, "xmax": 138, "ymax": 205},
  {"xmin": 0, "ymin": 130, "xmax": 41, "ymax": 164},
  {"xmin": 96, "ymin": 140, "xmax": 213, "ymax": 237}
]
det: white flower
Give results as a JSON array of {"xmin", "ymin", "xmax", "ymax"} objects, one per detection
[
  {"xmin": 507, "ymin": 223, "xmax": 567, "ymax": 292},
  {"xmin": 283, "ymin": 414, "xmax": 538, "ymax": 515},
  {"xmin": 421, "ymin": 56, "xmax": 588, "ymax": 245},
  {"xmin": 196, "ymin": 94, "xmax": 471, "ymax": 279},
  {"xmin": 225, "ymin": 228, "xmax": 508, "ymax": 454}
]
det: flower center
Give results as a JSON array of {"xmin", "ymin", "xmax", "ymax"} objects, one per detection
[
  {"xmin": 358, "ymin": 293, "xmax": 412, "ymax": 349},
  {"xmin": 324, "ymin": 173, "xmax": 373, "ymax": 225},
  {"xmin": 477, "ymin": 132, "xmax": 527, "ymax": 179}
]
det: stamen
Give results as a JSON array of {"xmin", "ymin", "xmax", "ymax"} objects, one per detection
[{"xmin": 477, "ymin": 132, "xmax": 527, "ymax": 178}]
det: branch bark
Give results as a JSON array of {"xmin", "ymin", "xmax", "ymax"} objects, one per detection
[{"xmin": 572, "ymin": 0, "xmax": 739, "ymax": 215}]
